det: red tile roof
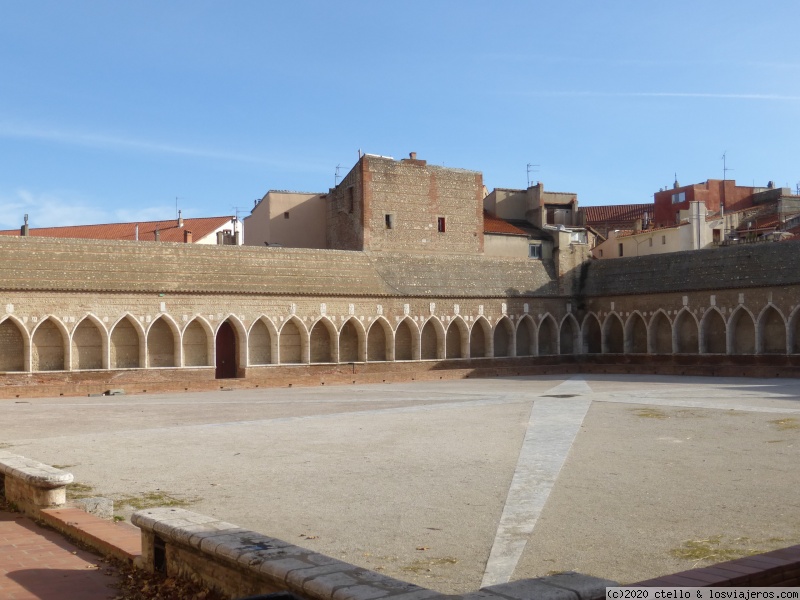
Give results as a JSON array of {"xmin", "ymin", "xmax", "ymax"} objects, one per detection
[
  {"xmin": 483, "ymin": 211, "xmax": 528, "ymax": 236},
  {"xmin": 583, "ymin": 204, "xmax": 654, "ymax": 225},
  {"xmin": 0, "ymin": 216, "xmax": 235, "ymax": 243}
]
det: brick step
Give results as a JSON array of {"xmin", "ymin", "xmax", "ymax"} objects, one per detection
[{"xmin": 39, "ymin": 507, "xmax": 142, "ymax": 564}]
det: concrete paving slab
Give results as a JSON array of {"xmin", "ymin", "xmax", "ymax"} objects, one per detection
[{"xmin": 0, "ymin": 375, "xmax": 798, "ymax": 594}]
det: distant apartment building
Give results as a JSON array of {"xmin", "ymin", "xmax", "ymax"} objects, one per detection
[
  {"xmin": 244, "ymin": 191, "xmax": 327, "ymax": 248},
  {"xmin": 591, "ymin": 179, "xmax": 800, "ymax": 259}
]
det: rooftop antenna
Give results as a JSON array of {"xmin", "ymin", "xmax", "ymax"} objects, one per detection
[
  {"xmin": 335, "ymin": 164, "xmax": 342, "ymax": 187},
  {"xmin": 231, "ymin": 206, "xmax": 246, "ymax": 221},
  {"xmin": 526, "ymin": 163, "xmax": 540, "ymax": 187},
  {"xmin": 795, "ymin": 181, "xmax": 800, "ymax": 195},
  {"xmin": 721, "ymin": 152, "xmax": 733, "ymax": 181}
]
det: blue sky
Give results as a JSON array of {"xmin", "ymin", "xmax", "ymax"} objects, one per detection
[{"xmin": 2, "ymin": 1, "xmax": 799, "ymax": 229}]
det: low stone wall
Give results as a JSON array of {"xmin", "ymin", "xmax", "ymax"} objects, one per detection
[
  {"xmin": 0, "ymin": 450, "xmax": 73, "ymax": 517},
  {"xmin": 132, "ymin": 507, "xmax": 615, "ymax": 600}
]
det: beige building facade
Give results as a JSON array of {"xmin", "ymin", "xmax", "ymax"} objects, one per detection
[{"xmin": 243, "ymin": 191, "xmax": 327, "ymax": 248}]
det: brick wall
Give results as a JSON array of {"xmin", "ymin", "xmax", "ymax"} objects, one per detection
[{"xmin": 360, "ymin": 155, "xmax": 485, "ymax": 254}]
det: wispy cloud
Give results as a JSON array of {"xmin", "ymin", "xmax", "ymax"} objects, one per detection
[
  {"xmin": 481, "ymin": 53, "xmax": 800, "ymax": 71},
  {"xmin": 0, "ymin": 122, "xmax": 329, "ymax": 172},
  {"xmin": 520, "ymin": 91, "xmax": 800, "ymax": 101},
  {"xmin": 0, "ymin": 189, "xmax": 172, "ymax": 229}
]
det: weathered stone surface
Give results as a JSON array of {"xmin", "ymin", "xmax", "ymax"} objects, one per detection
[
  {"xmin": 73, "ymin": 496, "xmax": 114, "ymax": 519},
  {"xmin": 0, "ymin": 450, "xmax": 74, "ymax": 488}
]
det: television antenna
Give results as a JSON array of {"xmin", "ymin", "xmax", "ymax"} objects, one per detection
[
  {"xmin": 527, "ymin": 163, "xmax": 540, "ymax": 187},
  {"xmin": 335, "ymin": 164, "xmax": 343, "ymax": 186},
  {"xmin": 231, "ymin": 206, "xmax": 246, "ymax": 221},
  {"xmin": 721, "ymin": 152, "xmax": 733, "ymax": 181}
]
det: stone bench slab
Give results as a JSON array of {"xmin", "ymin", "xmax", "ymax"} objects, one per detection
[{"xmin": 0, "ymin": 450, "xmax": 74, "ymax": 489}]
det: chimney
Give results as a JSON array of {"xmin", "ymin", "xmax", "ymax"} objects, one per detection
[
  {"xmin": 216, "ymin": 231, "xmax": 224, "ymax": 245},
  {"xmin": 184, "ymin": 230, "xmax": 193, "ymax": 243},
  {"xmin": 154, "ymin": 228, "xmax": 160, "ymax": 241},
  {"xmin": 234, "ymin": 231, "xmax": 240, "ymax": 245},
  {"xmin": 178, "ymin": 209, "xmax": 184, "ymax": 228},
  {"xmin": 634, "ymin": 218, "xmax": 642, "ymax": 233},
  {"xmin": 409, "ymin": 152, "xmax": 417, "ymax": 160},
  {"xmin": 20, "ymin": 214, "xmax": 29, "ymax": 237},
  {"xmin": 135, "ymin": 224, "xmax": 139, "ymax": 241}
]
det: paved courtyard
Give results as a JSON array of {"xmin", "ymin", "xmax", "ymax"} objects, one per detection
[{"xmin": 1, "ymin": 374, "xmax": 798, "ymax": 594}]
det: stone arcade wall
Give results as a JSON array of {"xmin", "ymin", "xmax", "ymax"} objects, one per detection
[{"xmin": 1, "ymin": 237, "xmax": 800, "ymax": 396}]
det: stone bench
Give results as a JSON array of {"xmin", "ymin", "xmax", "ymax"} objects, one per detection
[
  {"xmin": 132, "ymin": 507, "xmax": 613, "ymax": 600},
  {"xmin": 0, "ymin": 450, "xmax": 73, "ymax": 516}
]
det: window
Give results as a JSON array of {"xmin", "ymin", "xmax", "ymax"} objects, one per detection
[
  {"xmin": 569, "ymin": 231, "xmax": 587, "ymax": 244},
  {"xmin": 671, "ymin": 191, "xmax": 686, "ymax": 204},
  {"xmin": 284, "ymin": 212, "xmax": 290, "ymax": 219},
  {"xmin": 648, "ymin": 238, "xmax": 653, "ymax": 247},
  {"xmin": 618, "ymin": 243, "xmax": 623, "ymax": 257},
  {"xmin": 662, "ymin": 235, "xmax": 666, "ymax": 245},
  {"xmin": 528, "ymin": 244, "xmax": 542, "ymax": 259},
  {"xmin": 437, "ymin": 217, "xmax": 446, "ymax": 233},
  {"xmin": 599, "ymin": 249, "xmax": 604, "ymax": 257},
  {"xmin": 385, "ymin": 214, "xmax": 394, "ymax": 229}
]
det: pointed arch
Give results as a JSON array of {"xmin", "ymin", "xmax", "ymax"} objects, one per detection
[
  {"xmin": 538, "ymin": 314, "xmax": 558, "ymax": 356},
  {"xmin": 700, "ymin": 308, "xmax": 726, "ymax": 354},
  {"xmin": 625, "ymin": 312, "xmax": 648, "ymax": 354},
  {"xmin": 790, "ymin": 307, "xmax": 800, "ymax": 354},
  {"xmin": 147, "ymin": 314, "xmax": 180, "ymax": 368},
  {"xmin": 446, "ymin": 316, "xmax": 468, "ymax": 359},
  {"xmin": 217, "ymin": 314, "xmax": 248, "ymax": 368},
  {"xmin": 559, "ymin": 314, "xmax": 580, "ymax": 355},
  {"xmin": 493, "ymin": 316, "xmax": 514, "ymax": 358},
  {"xmin": 582, "ymin": 313, "xmax": 602, "ymax": 354},
  {"xmin": 395, "ymin": 317, "xmax": 418, "ymax": 361},
  {"xmin": 602, "ymin": 313, "xmax": 624, "ymax": 354},
  {"xmin": 214, "ymin": 316, "xmax": 245, "ymax": 378},
  {"xmin": 674, "ymin": 309, "xmax": 699, "ymax": 354},
  {"xmin": 649, "ymin": 310, "xmax": 672, "ymax": 354},
  {"xmin": 339, "ymin": 317, "xmax": 366, "ymax": 363},
  {"xmin": 309, "ymin": 317, "xmax": 336, "ymax": 363},
  {"xmin": 279, "ymin": 316, "xmax": 307, "ymax": 364},
  {"xmin": 728, "ymin": 306, "xmax": 755, "ymax": 355},
  {"xmin": 470, "ymin": 317, "xmax": 491, "ymax": 358},
  {"xmin": 421, "ymin": 317, "xmax": 445, "ymax": 360},
  {"xmin": 71, "ymin": 314, "xmax": 107, "ymax": 370},
  {"xmin": 757, "ymin": 305, "xmax": 787, "ymax": 355},
  {"xmin": 248, "ymin": 316, "xmax": 278, "ymax": 365},
  {"xmin": 0, "ymin": 315, "xmax": 28, "ymax": 372},
  {"xmin": 367, "ymin": 317, "xmax": 393, "ymax": 362},
  {"xmin": 183, "ymin": 317, "xmax": 213, "ymax": 367},
  {"xmin": 516, "ymin": 315, "xmax": 536, "ymax": 356},
  {"xmin": 110, "ymin": 314, "xmax": 144, "ymax": 369},
  {"xmin": 31, "ymin": 316, "xmax": 69, "ymax": 371}
]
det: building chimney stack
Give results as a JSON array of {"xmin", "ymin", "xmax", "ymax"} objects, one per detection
[
  {"xmin": 178, "ymin": 209, "xmax": 184, "ymax": 227},
  {"xmin": 409, "ymin": 152, "xmax": 417, "ymax": 160},
  {"xmin": 184, "ymin": 230, "xmax": 192, "ymax": 243},
  {"xmin": 154, "ymin": 228, "xmax": 160, "ymax": 241},
  {"xmin": 20, "ymin": 214, "xmax": 29, "ymax": 237}
]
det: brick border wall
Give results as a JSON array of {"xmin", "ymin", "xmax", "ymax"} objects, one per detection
[
  {"xmin": 3, "ymin": 354, "xmax": 800, "ymax": 399},
  {"xmin": 633, "ymin": 545, "xmax": 800, "ymax": 587}
]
